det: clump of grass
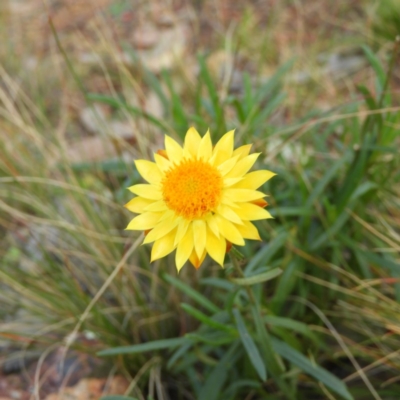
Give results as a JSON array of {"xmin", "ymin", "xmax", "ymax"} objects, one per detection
[
  {"xmin": 1, "ymin": 3, "xmax": 400, "ymax": 400},
  {"xmin": 373, "ymin": 0, "xmax": 400, "ymax": 42}
]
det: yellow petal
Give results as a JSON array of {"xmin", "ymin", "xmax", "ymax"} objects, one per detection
[
  {"xmin": 176, "ymin": 224, "xmax": 194, "ymax": 272},
  {"xmin": 189, "ymin": 249, "xmax": 206, "ymax": 269},
  {"xmin": 143, "ymin": 213, "xmax": 180, "ymax": 244},
  {"xmin": 215, "ymin": 215, "xmax": 245, "ymax": 246},
  {"xmin": 125, "ymin": 197, "xmax": 153, "ymax": 213},
  {"xmin": 211, "ymin": 130, "xmax": 235, "ymax": 165},
  {"xmin": 233, "ymin": 144, "xmax": 252, "ymax": 159},
  {"xmin": 223, "ymin": 177, "xmax": 243, "ymax": 187},
  {"xmin": 222, "ymin": 188, "xmax": 266, "ymax": 203},
  {"xmin": 135, "ymin": 160, "xmax": 162, "ymax": 184},
  {"xmin": 217, "ymin": 154, "xmax": 240, "ymax": 176},
  {"xmin": 144, "ymin": 200, "xmax": 168, "ymax": 212},
  {"xmin": 224, "ymin": 153, "xmax": 260, "ymax": 179},
  {"xmin": 216, "ymin": 204, "xmax": 243, "ymax": 225},
  {"xmin": 165, "ymin": 135, "xmax": 183, "ymax": 162},
  {"xmin": 206, "ymin": 214, "xmax": 220, "ymax": 238},
  {"xmin": 236, "ymin": 220, "xmax": 261, "ymax": 240},
  {"xmin": 233, "ymin": 170, "xmax": 276, "ymax": 189},
  {"xmin": 126, "ymin": 212, "xmax": 162, "ymax": 230},
  {"xmin": 154, "ymin": 153, "xmax": 172, "ymax": 172},
  {"xmin": 128, "ymin": 184, "xmax": 162, "ymax": 200},
  {"xmin": 235, "ymin": 203, "xmax": 273, "ymax": 220},
  {"xmin": 197, "ymin": 130, "xmax": 212, "ymax": 159},
  {"xmin": 174, "ymin": 218, "xmax": 190, "ymax": 246},
  {"xmin": 151, "ymin": 228, "xmax": 176, "ymax": 262},
  {"xmin": 193, "ymin": 219, "xmax": 207, "ymax": 258},
  {"xmin": 184, "ymin": 127, "xmax": 202, "ymax": 156},
  {"xmin": 205, "ymin": 226, "xmax": 226, "ymax": 266}
]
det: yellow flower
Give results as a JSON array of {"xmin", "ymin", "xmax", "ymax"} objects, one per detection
[{"xmin": 125, "ymin": 128, "xmax": 275, "ymax": 272}]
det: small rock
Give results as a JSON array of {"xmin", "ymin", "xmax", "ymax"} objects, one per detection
[
  {"xmin": 136, "ymin": 23, "xmax": 188, "ymax": 73},
  {"xmin": 324, "ymin": 51, "xmax": 366, "ymax": 79},
  {"xmin": 79, "ymin": 104, "xmax": 109, "ymax": 135},
  {"xmin": 133, "ymin": 23, "xmax": 160, "ymax": 50},
  {"xmin": 156, "ymin": 13, "xmax": 175, "ymax": 28}
]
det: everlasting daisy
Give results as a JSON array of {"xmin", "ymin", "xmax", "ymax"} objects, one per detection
[{"xmin": 125, "ymin": 128, "xmax": 275, "ymax": 271}]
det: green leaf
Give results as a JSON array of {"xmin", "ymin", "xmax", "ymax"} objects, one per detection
[
  {"xmin": 271, "ymin": 207, "xmax": 313, "ymax": 217},
  {"xmin": 181, "ymin": 303, "xmax": 235, "ymax": 333},
  {"xmin": 272, "ymin": 338, "xmax": 354, "ymax": 400},
  {"xmin": 163, "ymin": 274, "xmax": 220, "ymax": 314},
  {"xmin": 245, "ymin": 232, "xmax": 288, "ymax": 275},
  {"xmin": 255, "ymin": 59, "xmax": 294, "ymax": 103},
  {"xmin": 250, "ymin": 304, "xmax": 295, "ymax": 399},
  {"xmin": 198, "ymin": 55, "xmax": 226, "ymax": 136},
  {"xmin": 97, "ymin": 337, "xmax": 190, "ymax": 356},
  {"xmin": 233, "ymin": 309, "xmax": 266, "ymax": 381},
  {"xmin": 305, "ymin": 150, "xmax": 352, "ymax": 209},
  {"xmin": 264, "ymin": 316, "xmax": 319, "ymax": 343},
  {"xmin": 231, "ymin": 268, "xmax": 282, "ymax": 286},
  {"xmin": 166, "ymin": 342, "xmax": 192, "ymax": 369},
  {"xmin": 200, "ymin": 277, "xmax": 235, "ymax": 291},
  {"xmin": 161, "ymin": 70, "xmax": 188, "ymax": 133},
  {"xmin": 271, "ymin": 257, "xmax": 304, "ymax": 313},
  {"xmin": 198, "ymin": 341, "xmax": 240, "ymax": 400},
  {"xmin": 185, "ymin": 331, "xmax": 236, "ymax": 346},
  {"xmin": 361, "ymin": 45, "xmax": 386, "ymax": 94}
]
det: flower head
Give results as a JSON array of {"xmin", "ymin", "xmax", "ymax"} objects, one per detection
[{"xmin": 125, "ymin": 128, "xmax": 275, "ymax": 271}]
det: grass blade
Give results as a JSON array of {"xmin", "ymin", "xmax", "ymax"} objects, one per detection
[
  {"xmin": 163, "ymin": 274, "xmax": 221, "ymax": 313},
  {"xmin": 97, "ymin": 337, "xmax": 190, "ymax": 356},
  {"xmin": 233, "ymin": 308, "xmax": 267, "ymax": 381},
  {"xmin": 272, "ymin": 338, "xmax": 354, "ymax": 400},
  {"xmin": 181, "ymin": 303, "xmax": 235, "ymax": 333},
  {"xmin": 231, "ymin": 268, "xmax": 282, "ymax": 286},
  {"xmin": 198, "ymin": 341, "xmax": 240, "ymax": 400}
]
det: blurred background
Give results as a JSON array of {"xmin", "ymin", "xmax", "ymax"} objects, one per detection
[{"xmin": 0, "ymin": 0, "xmax": 399, "ymax": 399}]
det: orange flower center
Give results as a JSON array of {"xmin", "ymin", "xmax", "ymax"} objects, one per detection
[{"xmin": 162, "ymin": 159, "xmax": 223, "ymax": 220}]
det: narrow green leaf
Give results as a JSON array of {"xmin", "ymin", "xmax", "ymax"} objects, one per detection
[
  {"xmin": 264, "ymin": 316, "xmax": 319, "ymax": 343},
  {"xmin": 361, "ymin": 45, "xmax": 386, "ymax": 93},
  {"xmin": 185, "ymin": 331, "xmax": 236, "ymax": 346},
  {"xmin": 245, "ymin": 232, "xmax": 288, "ymax": 275},
  {"xmin": 271, "ymin": 207, "xmax": 313, "ymax": 217},
  {"xmin": 233, "ymin": 309, "xmax": 266, "ymax": 381},
  {"xmin": 181, "ymin": 303, "xmax": 235, "ymax": 333},
  {"xmin": 231, "ymin": 268, "xmax": 282, "ymax": 286},
  {"xmin": 200, "ymin": 277, "xmax": 235, "ymax": 291},
  {"xmin": 167, "ymin": 342, "xmax": 192, "ymax": 369},
  {"xmin": 305, "ymin": 150, "xmax": 352, "ymax": 209},
  {"xmin": 97, "ymin": 337, "xmax": 190, "ymax": 356},
  {"xmin": 221, "ymin": 379, "xmax": 262, "ymax": 398},
  {"xmin": 243, "ymin": 72, "xmax": 254, "ymax": 113},
  {"xmin": 250, "ymin": 304, "xmax": 294, "ymax": 399},
  {"xmin": 163, "ymin": 274, "xmax": 220, "ymax": 313},
  {"xmin": 255, "ymin": 59, "xmax": 294, "ymax": 103},
  {"xmin": 198, "ymin": 55, "xmax": 226, "ymax": 135},
  {"xmin": 253, "ymin": 92, "xmax": 286, "ymax": 125},
  {"xmin": 271, "ymin": 257, "xmax": 304, "ymax": 313},
  {"xmin": 272, "ymin": 338, "xmax": 354, "ymax": 400},
  {"xmin": 198, "ymin": 341, "xmax": 240, "ymax": 400},
  {"xmin": 310, "ymin": 206, "xmax": 353, "ymax": 250},
  {"xmin": 161, "ymin": 70, "xmax": 188, "ymax": 133}
]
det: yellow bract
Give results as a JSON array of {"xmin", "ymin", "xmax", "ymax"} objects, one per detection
[{"xmin": 126, "ymin": 128, "xmax": 275, "ymax": 272}]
